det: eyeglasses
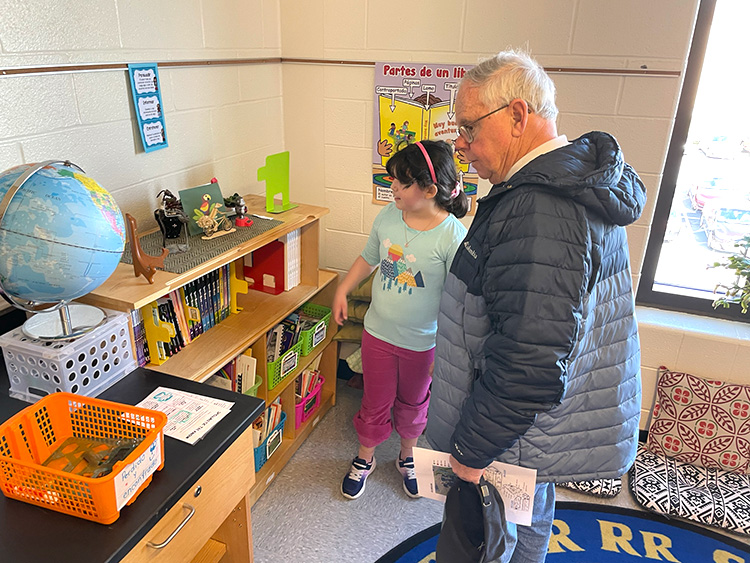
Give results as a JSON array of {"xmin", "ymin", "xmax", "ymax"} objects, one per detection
[
  {"xmin": 456, "ymin": 102, "xmax": 533, "ymax": 144},
  {"xmin": 456, "ymin": 105, "xmax": 508, "ymax": 144}
]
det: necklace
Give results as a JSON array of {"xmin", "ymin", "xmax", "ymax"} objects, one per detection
[{"xmin": 403, "ymin": 210, "xmax": 441, "ymax": 247}]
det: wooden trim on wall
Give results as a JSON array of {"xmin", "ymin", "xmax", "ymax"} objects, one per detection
[
  {"xmin": 0, "ymin": 57, "xmax": 681, "ymax": 78},
  {"xmin": 0, "ymin": 58, "xmax": 283, "ymax": 77}
]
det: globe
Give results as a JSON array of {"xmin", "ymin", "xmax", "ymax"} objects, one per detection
[{"xmin": 0, "ymin": 160, "xmax": 126, "ymax": 338}]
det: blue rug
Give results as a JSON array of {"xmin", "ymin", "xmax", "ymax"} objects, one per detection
[{"xmin": 375, "ymin": 502, "xmax": 750, "ymax": 563}]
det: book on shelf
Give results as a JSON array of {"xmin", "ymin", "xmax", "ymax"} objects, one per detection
[
  {"xmin": 265, "ymin": 398, "xmax": 282, "ymax": 441},
  {"xmin": 252, "ymin": 413, "xmax": 264, "ymax": 448},
  {"xmin": 297, "ymin": 308, "xmax": 324, "ymax": 332},
  {"xmin": 138, "ymin": 264, "xmax": 246, "ymax": 365},
  {"xmin": 280, "ymin": 229, "xmax": 301, "ymax": 291},
  {"xmin": 210, "ymin": 268, "xmax": 222, "ymax": 326},
  {"xmin": 156, "ymin": 297, "xmax": 185, "ymax": 355},
  {"xmin": 167, "ymin": 299, "xmax": 184, "ymax": 352},
  {"xmin": 266, "ymin": 324, "xmax": 285, "ymax": 363},
  {"xmin": 205, "ymin": 371, "xmax": 233, "ymax": 391},
  {"xmin": 197, "ymin": 273, "xmax": 213, "ymax": 331},
  {"xmin": 236, "ymin": 349, "xmax": 257, "ymax": 394},
  {"xmin": 218, "ymin": 264, "xmax": 230, "ymax": 322},
  {"xmin": 183, "ymin": 280, "xmax": 204, "ymax": 338},
  {"xmin": 130, "ymin": 308, "xmax": 150, "ymax": 367},
  {"xmin": 295, "ymin": 368, "xmax": 321, "ymax": 402},
  {"xmin": 244, "ymin": 233, "xmax": 301, "ymax": 295},
  {"xmin": 280, "ymin": 312, "xmax": 301, "ymax": 352},
  {"xmin": 252, "ymin": 398, "xmax": 283, "ymax": 448},
  {"xmin": 266, "ymin": 309, "xmax": 309, "ymax": 363},
  {"xmin": 169, "ymin": 289, "xmax": 191, "ymax": 345}
]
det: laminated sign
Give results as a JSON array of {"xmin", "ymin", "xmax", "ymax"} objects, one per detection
[{"xmin": 128, "ymin": 63, "xmax": 168, "ymax": 152}]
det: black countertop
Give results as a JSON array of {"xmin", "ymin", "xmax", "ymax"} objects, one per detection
[{"xmin": 0, "ymin": 367, "xmax": 264, "ymax": 563}]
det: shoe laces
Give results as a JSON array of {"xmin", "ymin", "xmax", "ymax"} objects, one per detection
[
  {"xmin": 347, "ymin": 459, "xmax": 370, "ymax": 482},
  {"xmin": 399, "ymin": 458, "xmax": 416, "ymax": 480}
]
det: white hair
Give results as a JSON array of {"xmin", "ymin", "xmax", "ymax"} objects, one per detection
[{"xmin": 462, "ymin": 49, "xmax": 558, "ymax": 121}]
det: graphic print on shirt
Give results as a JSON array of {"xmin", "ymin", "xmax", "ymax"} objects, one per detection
[{"xmin": 380, "ymin": 239, "xmax": 425, "ymax": 293}]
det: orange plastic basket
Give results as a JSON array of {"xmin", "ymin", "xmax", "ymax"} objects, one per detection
[{"xmin": 0, "ymin": 392, "xmax": 167, "ymax": 524}]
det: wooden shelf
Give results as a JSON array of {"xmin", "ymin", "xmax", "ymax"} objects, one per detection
[
  {"xmin": 266, "ymin": 324, "xmax": 337, "ymax": 404},
  {"xmin": 148, "ymin": 269, "xmax": 337, "ymax": 382},
  {"xmin": 83, "ymin": 195, "xmax": 328, "ymax": 312},
  {"xmin": 87, "ymin": 197, "xmax": 339, "ymax": 511}
]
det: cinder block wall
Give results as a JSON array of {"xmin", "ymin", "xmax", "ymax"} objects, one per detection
[
  {"xmin": 0, "ymin": 0, "xmax": 284, "ymax": 234},
  {"xmin": 4, "ymin": 1, "xmax": 746, "ymax": 427}
]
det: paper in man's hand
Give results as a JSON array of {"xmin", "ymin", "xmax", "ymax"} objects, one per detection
[{"xmin": 413, "ymin": 446, "xmax": 537, "ymax": 526}]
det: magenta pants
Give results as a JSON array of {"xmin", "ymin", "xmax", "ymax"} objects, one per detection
[{"xmin": 353, "ymin": 329, "xmax": 435, "ymax": 448}]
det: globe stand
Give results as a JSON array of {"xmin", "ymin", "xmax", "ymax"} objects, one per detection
[
  {"xmin": 0, "ymin": 159, "xmax": 125, "ymax": 341},
  {"xmin": 21, "ymin": 303, "xmax": 107, "ymax": 341}
]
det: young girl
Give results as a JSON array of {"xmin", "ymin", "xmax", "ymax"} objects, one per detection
[{"xmin": 333, "ymin": 140, "xmax": 469, "ymax": 500}]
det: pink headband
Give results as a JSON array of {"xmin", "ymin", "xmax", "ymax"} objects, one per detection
[{"xmin": 414, "ymin": 142, "xmax": 437, "ymax": 185}]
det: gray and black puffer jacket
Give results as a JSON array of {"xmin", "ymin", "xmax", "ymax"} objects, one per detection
[{"xmin": 425, "ymin": 131, "xmax": 646, "ymax": 482}]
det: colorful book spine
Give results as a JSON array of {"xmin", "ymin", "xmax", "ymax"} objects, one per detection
[
  {"xmin": 171, "ymin": 289, "xmax": 191, "ymax": 344},
  {"xmin": 130, "ymin": 308, "xmax": 150, "ymax": 367}
]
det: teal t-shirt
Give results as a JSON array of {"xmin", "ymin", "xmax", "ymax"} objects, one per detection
[{"xmin": 361, "ymin": 203, "xmax": 467, "ymax": 351}]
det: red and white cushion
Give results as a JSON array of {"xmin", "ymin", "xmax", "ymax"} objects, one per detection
[{"xmin": 646, "ymin": 369, "xmax": 750, "ymax": 474}]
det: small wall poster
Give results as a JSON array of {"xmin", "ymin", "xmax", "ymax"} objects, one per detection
[
  {"xmin": 128, "ymin": 63, "xmax": 168, "ymax": 153},
  {"xmin": 372, "ymin": 61, "xmax": 478, "ymax": 214}
]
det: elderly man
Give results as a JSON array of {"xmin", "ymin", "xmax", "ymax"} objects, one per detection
[{"xmin": 426, "ymin": 49, "xmax": 646, "ymax": 562}]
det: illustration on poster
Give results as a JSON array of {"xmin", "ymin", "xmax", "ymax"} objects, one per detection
[{"xmin": 372, "ymin": 62, "xmax": 477, "ymax": 212}]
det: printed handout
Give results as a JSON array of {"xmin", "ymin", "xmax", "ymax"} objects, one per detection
[
  {"xmin": 413, "ymin": 446, "xmax": 537, "ymax": 526},
  {"xmin": 137, "ymin": 387, "xmax": 233, "ymax": 445}
]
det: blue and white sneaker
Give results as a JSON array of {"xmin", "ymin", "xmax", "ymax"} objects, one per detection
[
  {"xmin": 397, "ymin": 456, "xmax": 419, "ymax": 498},
  {"xmin": 341, "ymin": 456, "xmax": 376, "ymax": 500}
]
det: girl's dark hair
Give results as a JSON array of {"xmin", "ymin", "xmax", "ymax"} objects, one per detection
[{"xmin": 385, "ymin": 140, "xmax": 469, "ymax": 218}]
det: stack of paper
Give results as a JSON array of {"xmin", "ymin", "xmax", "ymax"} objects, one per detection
[{"xmin": 137, "ymin": 387, "xmax": 234, "ymax": 445}]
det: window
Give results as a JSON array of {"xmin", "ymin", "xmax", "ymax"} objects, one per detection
[{"xmin": 637, "ymin": 0, "xmax": 750, "ymax": 320}]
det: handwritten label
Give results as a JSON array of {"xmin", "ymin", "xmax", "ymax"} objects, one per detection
[{"xmin": 114, "ymin": 436, "xmax": 163, "ymax": 510}]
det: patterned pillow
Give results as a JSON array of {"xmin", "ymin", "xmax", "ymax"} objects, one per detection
[
  {"xmin": 646, "ymin": 369, "xmax": 750, "ymax": 474},
  {"xmin": 557, "ymin": 478, "xmax": 621, "ymax": 498},
  {"xmin": 630, "ymin": 443, "xmax": 750, "ymax": 536}
]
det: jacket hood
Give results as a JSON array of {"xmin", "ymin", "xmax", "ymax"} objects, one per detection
[{"xmin": 492, "ymin": 131, "xmax": 646, "ymax": 227}]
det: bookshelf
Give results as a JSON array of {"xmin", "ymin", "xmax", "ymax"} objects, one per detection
[{"xmin": 84, "ymin": 194, "xmax": 338, "ymax": 506}]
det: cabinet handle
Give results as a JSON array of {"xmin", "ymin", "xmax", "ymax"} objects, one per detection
[{"xmin": 147, "ymin": 503, "xmax": 196, "ymax": 549}]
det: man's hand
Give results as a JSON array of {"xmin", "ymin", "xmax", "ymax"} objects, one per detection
[{"xmin": 449, "ymin": 455, "xmax": 485, "ymax": 484}]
